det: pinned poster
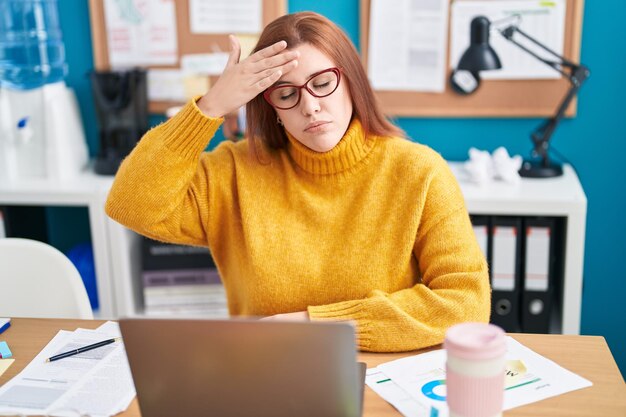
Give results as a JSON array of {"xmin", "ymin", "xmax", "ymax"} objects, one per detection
[
  {"xmin": 190, "ymin": 0, "xmax": 262, "ymax": 34},
  {"xmin": 103, "ymin": 0, "xmax": 178, "ymax": 67},
  {"xmin": 368, "ymin": 0, "xmax": 449, "ymax": 92}
]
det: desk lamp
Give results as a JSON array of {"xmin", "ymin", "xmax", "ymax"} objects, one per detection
[{"xmin": 450, "ymin": 16, "xmax": 590, "ymax": 178}]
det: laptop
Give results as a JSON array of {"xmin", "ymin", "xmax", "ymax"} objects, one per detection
[{"xmin": 120, "ymin": 318, "xmax": 366, "ymax": 417}]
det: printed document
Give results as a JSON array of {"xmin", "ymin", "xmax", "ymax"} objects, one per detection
[
  {"xmin": 181, "ymin": 53, "xmax": 230, "ymax": 76},
  {"xmin": 366, "ymin": 336, "xmax": 592, "ymax": 417},
  {"xmin": 450, "ymin": 0, "xmax": 567, "ymax": 80},
  {"xmin": 190, "ymin": 0, "xmax": 262, "ymax": 34},
  {"xmin": 368, "ymin": 0, "xmax": 449, "ymax": 92},
  {"xmin": 0, "ymin": 322, "xmax": 135, "ymax": 417},
  {"xmin": 103, "ymin": 0, "xmax": 178, "ymax": 67},
  {"xmin": 147, "ymin": 69, "xmax": 187, "ymax": 102}
]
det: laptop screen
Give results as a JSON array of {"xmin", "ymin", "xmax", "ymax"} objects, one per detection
[{"xmin": 120, "ymin": 318, "xmax": 363, "ymax": 417}]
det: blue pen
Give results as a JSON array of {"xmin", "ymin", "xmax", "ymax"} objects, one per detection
[{"xmin": 0, "ymin": 318, "xmax": 10, "ymax": 335}]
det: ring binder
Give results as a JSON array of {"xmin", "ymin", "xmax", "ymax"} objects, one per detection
[
  {"xmin": 521, "ymin": 218, "xmax": 556, "ymax": 333},
  {"xmin": 490, "ymin": 217, "xmax": 523, "ymax": 332}
]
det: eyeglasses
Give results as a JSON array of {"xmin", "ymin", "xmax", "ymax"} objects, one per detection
[{"xmin": 263, "ymin": 67, "xmax": 342, "ymax": 110}]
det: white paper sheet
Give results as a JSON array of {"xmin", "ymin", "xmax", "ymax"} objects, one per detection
[
  {"xmin": 147, "ymin": 69, "xmax": 187, "ymax": 102},
  {"xmin": 450, "ymin": 0, "xmax": 567, "ymax": 79},
  {"xmin": 366, "ymin": 368, "xmax": 435, "ymax": 417},
  {"xmin": 0, "ymin": 323, "xmax": 135, "ymax": 417},
  {"xmin": 366, "ymin": 337, "xmax": 592, "ymax": 417},
  {"xmin": 190, "ymin": 0, "xmax": 262, "ymax": 34},
  {"xmin": 368, "ymin": 0, "xmax": 449, "ymax": 92},
  {"xmin": 104, "ymin": 0, "xmax": 178, "ymax": 67},
  {"xmin": 181, "ymin": 53, "xmax": 230, "ymax": 76},
  {"xmin": 96, "ymin": 321, "xmax": 122, "ymax": 337}
]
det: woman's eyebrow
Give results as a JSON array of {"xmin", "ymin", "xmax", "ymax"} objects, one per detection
[{"xmin": 275, "ymin": 70, "xmax": 324, "ymax": 86}]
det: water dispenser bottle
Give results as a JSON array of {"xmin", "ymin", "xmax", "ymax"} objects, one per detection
[
  {"xmin": 0, "ymin": 0, "xmax": 87, "ymax": 180},
  {"xmin": 0, "ymin": 0, "xmax": 67, "ymax": 89}
]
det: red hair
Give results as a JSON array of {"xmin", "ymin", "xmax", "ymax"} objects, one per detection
[{"xmin": 246, "ymin": 12, "xmax": 403, "ymax": 154}]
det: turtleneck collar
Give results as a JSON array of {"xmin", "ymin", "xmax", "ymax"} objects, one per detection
[{"xmin": 284, "ymin": 118, "xmax": 376, "ymax": 175}]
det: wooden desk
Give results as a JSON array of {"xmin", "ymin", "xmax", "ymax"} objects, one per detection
[{"xmin": 1, "ymin": 318, "xmax": 624, "ymax": 416}]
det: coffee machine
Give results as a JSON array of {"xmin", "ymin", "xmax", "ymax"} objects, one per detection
[{"xmin": 90, "ymin": 68, "xmax": 148, "ymax": 175}]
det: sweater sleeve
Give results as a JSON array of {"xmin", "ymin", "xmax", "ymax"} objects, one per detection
[
  {"xmin": 105, "ymin": 99, "xmax": 223, "ymax": 247},
  {"xmin": 307, "ymin": 159, "xmax": 491, "ymax": 352}
]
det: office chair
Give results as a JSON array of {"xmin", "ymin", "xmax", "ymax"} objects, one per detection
[{"xmin": 0, "ymin": 238, "xmax": 94, "ymax": 319}]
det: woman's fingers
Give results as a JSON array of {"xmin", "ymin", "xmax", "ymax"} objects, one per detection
[
  {"xmin": 226, "ymin": 34, "xmax": 242, "ymax": 67},
  {"xmin": 251, "ymin": 50, "xmax": 299, "ymax": 74},
  {"xmin": 258, "ymin": 58, "xmax": 299, "ymax": 80},
  {"xmin": 199, "ymin": 38, "xmax": 297, "ymax": 117},
  {"xmin": 237, "ymin": 39, "xmax": 299, "ymax": 88},
  {"xmin": 255, "ymin": 57, "xmax": 299, "ymax": 87},
  {"xmin": 256, "ymin": 69, "xmax": 283, "ymax": 90},
  {"xmin": 248, "ymin": 40, "xmax": 288, "ymax": 63},
  {"xmin": 244, "ymin": 49, "xmax": 299, "ymax": 89},
  {"xmin": 254, "ymin": 59, "xmax": 298, "ymax": 89}
]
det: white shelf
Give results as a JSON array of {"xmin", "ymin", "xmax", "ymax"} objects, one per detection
[
  {"xmin": 0, "ymin": 171, "xmax": 113, "ymax": 205},
  {"xmin": 449, "ymin": 163, "xmax": 587, "ymax": 216},
  {"xmin": 0, "ymin": 169, "xmax": 116, "ymax": 318},
  {"xmin": 449, "ymin": 162, "xmax": 587, "ymax": 334},
  {"xmin": 0, "ymin": 163, "xmax": 587, "ymax": 334}
]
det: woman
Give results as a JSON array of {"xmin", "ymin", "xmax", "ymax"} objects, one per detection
[{"xmin": 106, "ymin": 12, "xmax": 490, "ymax": 352}]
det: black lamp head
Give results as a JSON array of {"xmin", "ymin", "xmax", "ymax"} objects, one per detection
[
  {"xmin": 458, "ymin": 16, "xmax": 502, "ymax": 72},
  {"xmin": 450, "ymin": 16, "xmax": 502, "ymax": 95}
]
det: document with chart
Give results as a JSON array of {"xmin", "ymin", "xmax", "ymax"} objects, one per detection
[
  {"xmin": 366, "ymin": 336, "xmax": 592, "ymax": 417},
  {"xmin": 368, "ymin": 0, "xmax": 450, "ymax": 92},
  {"xmin": 0, "ymin": 322, "xmax": 135, "ymax": 417}
]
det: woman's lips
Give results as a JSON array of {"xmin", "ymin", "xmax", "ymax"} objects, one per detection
[{"xmin": 304, "ymin": 121, "xmax": 330, "ymax": 132}]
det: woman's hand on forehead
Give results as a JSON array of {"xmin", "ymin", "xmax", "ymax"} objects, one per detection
[{"xmin": 197, "ymin": 36, "xmax": 299, "ymax": 118}]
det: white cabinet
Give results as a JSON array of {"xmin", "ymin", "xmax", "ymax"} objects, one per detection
[
  {"xmin": 104, "ymin": 221, "xmax": 143, "ymax": 318},
  {"xmin": 0, "ymin": 171, "xmax": 116, "ymax": 318},
  {"xmin": 449, "ymin": 162, "xmax": 587, "ymax": 334},
  {"xmin": 0, "ymin": 163, "xmax": 587, "ymax": 333}
]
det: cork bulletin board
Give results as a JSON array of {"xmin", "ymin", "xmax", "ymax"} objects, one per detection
[
  {"xmin": 360, "ymin": 0, "xmax": 585, "ymax": 117},
  {"xmin": 88, "ymin": 0, "xmax": 287, "ymax": 114}
]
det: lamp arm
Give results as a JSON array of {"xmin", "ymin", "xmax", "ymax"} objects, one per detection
[
  {"xmin": 500, "ymin": 25, "xmax": 590, "ymax": 167},
  {"xmin": 500, "ymin": 26, "xmax": 579, "ymax": 78},
  {"xmin": 530, "ymin": 74, "xmax": 583, "ymax": 164}
]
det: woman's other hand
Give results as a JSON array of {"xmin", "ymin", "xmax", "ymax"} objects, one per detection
[{"xmin": 197, "ymin": 35, "xmax": 299, "ymax": 118}]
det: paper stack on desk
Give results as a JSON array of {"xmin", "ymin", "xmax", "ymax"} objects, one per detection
[
  {"xmin": 366, "ymin": 337, "xmax": 592, "ymax": 417},
  {"xmin": 0, "ymin": 321, "xmax": 135, "ymax": 417}
]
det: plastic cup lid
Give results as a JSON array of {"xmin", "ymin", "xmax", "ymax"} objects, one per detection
[{"xmin": 444, "ymin": 322, "xmax": 506, "ymax": 360}]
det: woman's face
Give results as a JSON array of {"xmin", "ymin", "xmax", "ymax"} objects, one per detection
[{"xmin": 272, "ymin": 43, "xmax": 353, "ymax": 153}]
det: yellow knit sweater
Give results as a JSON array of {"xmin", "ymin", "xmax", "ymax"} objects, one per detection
[{"xmin": 105, "ymin": 99, "xmax": 490, "ymax": 352}]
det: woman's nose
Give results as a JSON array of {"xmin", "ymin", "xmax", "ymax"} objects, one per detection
[{"xmin": 299, "ymin": 89, "xmax": 321, "ymax": 116}]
